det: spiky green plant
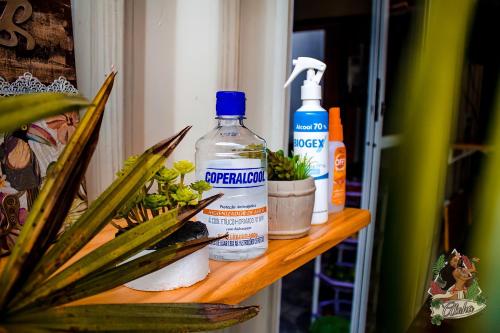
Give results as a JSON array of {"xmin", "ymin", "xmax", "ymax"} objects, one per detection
[
  {"xmin": 267, "ymin": 149, "xmax": 311, "ymax": 181},
  {"xmin": 0, "ymin": 73, "xmax": 258, "ymax": 331},
  {"xmin": 267, "ymin": 149, "xmax": 296, "ymax": 181},
  {"xmin": 294, "ymin": 154, "xmax": 313, "ymax": 181}
]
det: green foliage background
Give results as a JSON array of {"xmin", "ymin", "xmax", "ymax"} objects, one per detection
[{"xmin": 376, "ymin": 0, "xmax": 485, "ymax": 331}]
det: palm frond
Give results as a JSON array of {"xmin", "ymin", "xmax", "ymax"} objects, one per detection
[
  {"xmin": 0, "ymin": 93, "xmax": 89, "ymax": 133},
  {"xmin": 4, "ymin": 304, "xmax": 259, "ymax": 332},
  {"xmin": 0, "ymin": 73, "xmax": 115, "ymax": 309},
  {"xmin": 38, "ymin": 235, "xmax": 226, "ymax": 309},
  {"xmin": 10, "ymin": 194, "xmax": 222, "ymax": 314},
  {"xmin": 14, "ymin": 126, "xmax": 191, "ymax": 306}
]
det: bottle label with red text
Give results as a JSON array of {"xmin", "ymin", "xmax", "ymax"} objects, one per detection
[{"xmin": 332, "ymin": 146, "xmax": 346, "ymax": 205}]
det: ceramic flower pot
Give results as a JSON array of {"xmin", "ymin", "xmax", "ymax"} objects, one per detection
[{"xmin": 267, "ymin": 177, "xmax": 315, "ymax": 239}]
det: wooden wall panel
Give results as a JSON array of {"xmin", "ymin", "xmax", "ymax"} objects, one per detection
[{"xmin": 0, "ymin": 0, "xmax": 76, "ymax": 85}]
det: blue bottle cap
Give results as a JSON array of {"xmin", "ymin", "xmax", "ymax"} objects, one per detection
[{"xmin": 216, "ymin": 91, "xmax": 245, "ymax": 116}]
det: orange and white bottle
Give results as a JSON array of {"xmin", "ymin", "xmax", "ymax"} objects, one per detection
[{"xmin": 328, "ymin": 107, "xmax": 346, "ymax": 213}]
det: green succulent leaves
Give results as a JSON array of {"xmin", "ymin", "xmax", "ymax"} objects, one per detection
[
  {"xmin": 111, "ymin": 155, "xmax": 209, "ymax": 224},
  {"xmin": 144, "ymin": 194, "xmax": 169, "ymax": 210},
  {"xmin": 191, "ymin": 180, "xmax": 212, "ymax": 196},
  {"xmin": 173, "ymin": 160, "xmax": 195, "ymax": 175},
  {"xmin": 171, "ymin": 187, "xmax": 199, "ymax": 207},
  {"xmin": 116, "ymin": 155, "xmax": 140, "ymax": 177},
  {"xmin": 267, "ymin": 149, "xmax": 312, "ymax": 181},
  {"xmin": 155, "ymin": 167, "xmax": 180, "ymax": 184},
  {"xmin": 268, "ymin": 149, "xmax": 296, "ymax": 181}
]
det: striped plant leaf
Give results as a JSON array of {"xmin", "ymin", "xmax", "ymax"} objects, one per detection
[
  {"xmin": 0, "ymin": 324, "xmax": 51, "ymax": 333},
  {"xmin": 12, "ymin": 126, "xmax": 192, "ymax": 307},
  {"xmin": 60, "ymin": 186, "xmax": 88, "ymax": 234},
  {"xmin": 38, "ymin": 234, "xmax": 226, "ymax": 309},
  {"xmin": 4, "ymin": 303, "xmax": 259, "ymax": 332},
  {"xmin": 10, "ymin": 194, "xmax": 222, "ymax": 314},
  {"xmin": 0, "ymin": 74, "xmax": 115, "ymax": 310},
  {"xmin": 0, "ymin": 93, "xmax": 89, "ymax": 134},
  {"xmin": 9, "ymin": 209, "xmax": 178, "ymax": 313}
]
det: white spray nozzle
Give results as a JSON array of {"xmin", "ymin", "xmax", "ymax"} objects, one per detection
[{"xmin": 284, "ymin": 57, "xmax": 326, "ymax": 88}]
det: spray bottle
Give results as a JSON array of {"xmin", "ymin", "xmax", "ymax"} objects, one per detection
[
  {"xmin": 284, "ymin": 57, "xmax": 328, "ymax": 224},
  {"xmin": 328, "ymin": 107, "xmax": 346, "ymax": 213}
]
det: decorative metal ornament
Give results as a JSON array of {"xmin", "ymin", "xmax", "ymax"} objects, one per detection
[
  {"xmin": 0, "ymin": 72, "xmax": 78, "ymax": 96},
  {"xmin": 0, "ymin": 0, "xmax": 35, "ymax": 50}
]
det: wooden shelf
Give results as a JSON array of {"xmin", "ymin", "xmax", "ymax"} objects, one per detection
[{"xmin": 71, "ymin": 208, "xmax": 370, "ymax": 305}]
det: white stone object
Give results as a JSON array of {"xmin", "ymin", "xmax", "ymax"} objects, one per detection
[{"xmin": 124, "ymin": 247, "xmax": 210, "ymax": 291}]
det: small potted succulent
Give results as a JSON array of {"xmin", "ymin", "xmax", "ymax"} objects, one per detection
[
  {"xmin": 267, "ymin": 149, "xmax": 315, "ymax": 239},
  {"xmin": 112, "ymin": 158, "xmax": 213, "ymax": 291}
]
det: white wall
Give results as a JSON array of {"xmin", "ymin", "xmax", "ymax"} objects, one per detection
[
  {"xmin": 239, "ymin": 0, "xmax": 292, "ymax": 150},
  {"xmin": 125, "ymin": 0, "xmax": 221, "ymax": 162},
  {"xmin": 72, "ymin": 0, "xmax": 125, "ymax": 200}
]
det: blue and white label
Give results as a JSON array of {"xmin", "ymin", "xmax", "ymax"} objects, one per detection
[
  {"xmin": 293, "ymin": 111, "xmax": 329, "ymax": 180},
  {"xmin": 204, "ymin": 167, "xmax": 266, "ymax": 189},
  {"xmin": 293, "ymin": 110, "xmax": 329, "ymax": 224},
  {"xmin": 294, "ymin": 137, "xmax": 327, "ymax": 153},
  {"xmin": 294, "ymin": 112, "xmax": 328, "ymax": 132},
  {"xmin": 196, "ymin": 159, "xmax": 268, "ymax": 253}
]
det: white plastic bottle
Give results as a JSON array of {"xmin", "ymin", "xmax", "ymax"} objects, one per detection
[
  {"xmin": 284, "ymin": 57, "xmax": 329, "ymax": 224},
  {"xmin": 195, "ymin": 91, "xmax": 268, "ymax": 261},
  {"xmin": 328, "ymin": 107, "xmax": 346, "ymax": 213}
]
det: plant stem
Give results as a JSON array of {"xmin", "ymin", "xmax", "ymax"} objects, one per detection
[
  {"xmin": 164, "ymin": 184, "xmax": 171, "ymax": 205},
  {"xmin": 110, "ymin": 221, "xmax": 124, "ymax": 230},
  {"xmin": 129, "ymin": 209, "xmax": 141, "ymax": 223},
  {"xmin": 138, "ymin": 202, "xmax": 149, "ymax": 221},
  {"xmin": 124, "ymin": 216, "xmax": 136, "ymax": 227},
  {"xmin": 145, "ymin": 181, "xmax": 154, "ymax": 193}
]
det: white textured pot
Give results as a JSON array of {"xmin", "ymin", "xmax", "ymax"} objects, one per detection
[
  {"xmin": 268, "ymin": 177, "xmax": 316, "ymax": 239},
  {"xmin": 124, "ymin": 247, "xmax": 210, "ymax": 291}
]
